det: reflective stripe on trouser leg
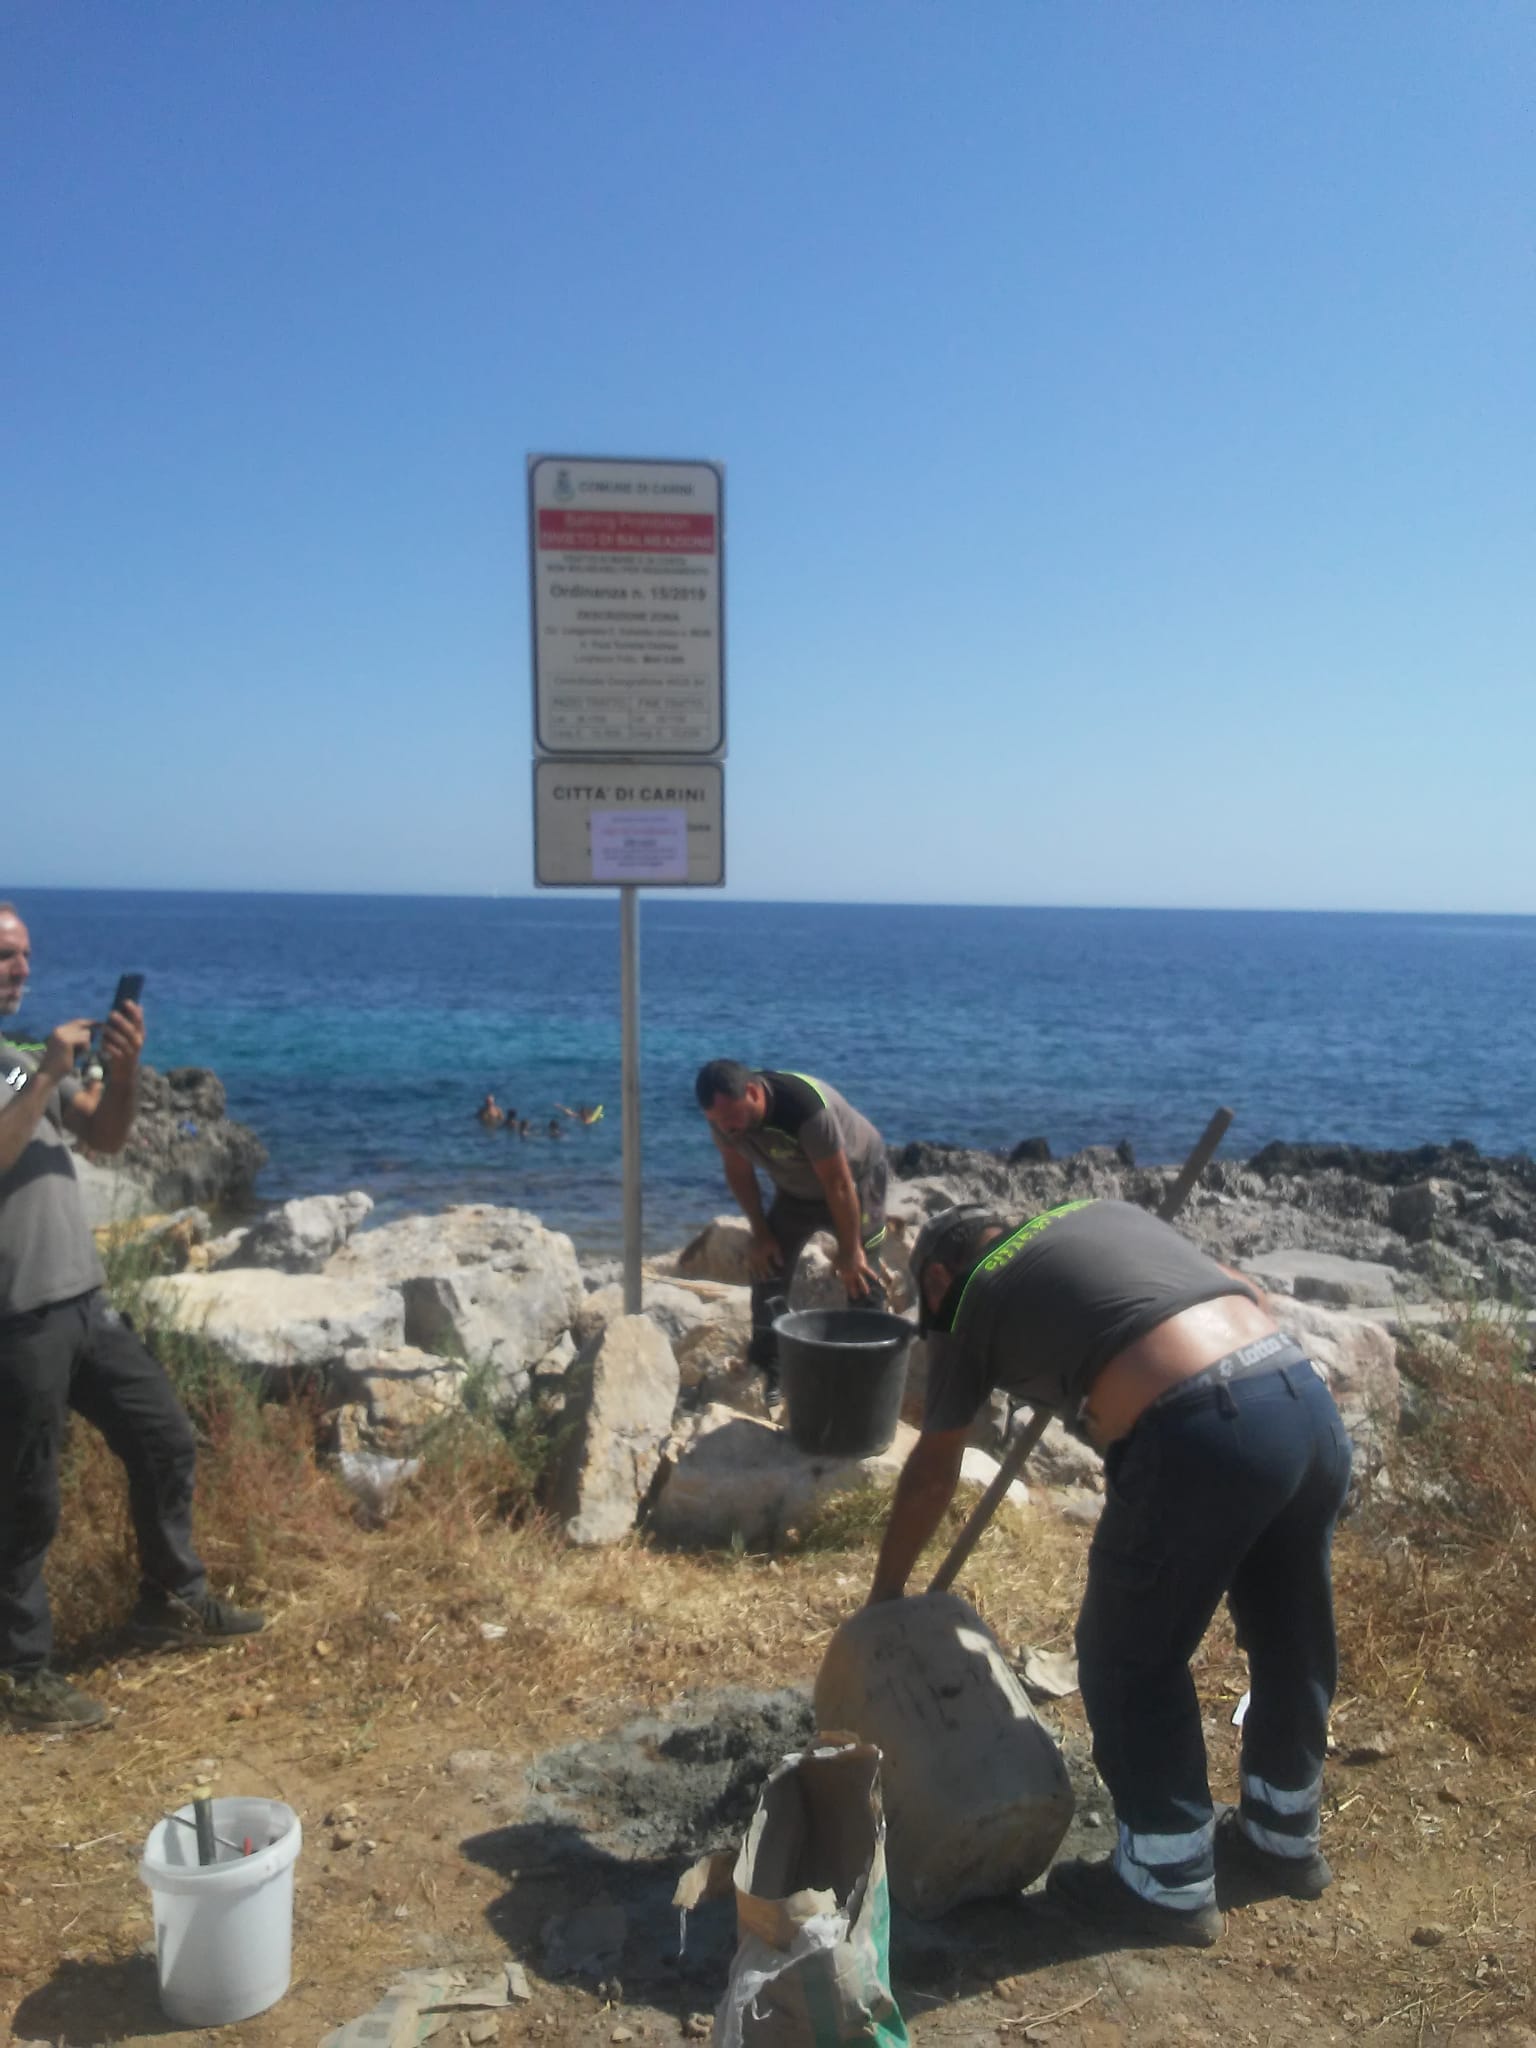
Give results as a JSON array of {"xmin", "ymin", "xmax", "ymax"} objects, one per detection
[
  {"xmin": 1111, "ymin": 1817, "xmax": 1217, "ymax": 1912},
  {"xmin": 1238, "ymin": 1767, "xmax": 1324, "ymax": 1859}
]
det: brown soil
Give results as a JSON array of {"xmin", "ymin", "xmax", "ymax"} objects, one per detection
[{"xmin": 4, "ymin": 1467, "xmax": 1533, "ymax": 2048}]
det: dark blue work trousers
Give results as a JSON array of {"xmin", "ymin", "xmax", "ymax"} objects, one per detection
[
  {"xmin": 1075, "ymin": 1356, "xmax": 1352, "ymax": 1913},
  {"xmin": 0, "ymin": 1290, "xmax": 206, "ymax": 1674},
  {"xmin": 746, "ymin": 1158, "xmax": 890, "ymax": 1370}
]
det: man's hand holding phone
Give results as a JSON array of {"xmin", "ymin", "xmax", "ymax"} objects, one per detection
[{"xmin": 95, "ymin": 974, "xmax": 146, "ymax": 1078}]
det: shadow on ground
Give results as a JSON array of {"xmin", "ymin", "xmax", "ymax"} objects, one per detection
[
  {"xmin": 12, "ymin": 1954, "xmax": 165, "ymax": 2047},
  {"xmin": 463, "ymin": 1818, "xmax": 1174, "ymax": 2034}
]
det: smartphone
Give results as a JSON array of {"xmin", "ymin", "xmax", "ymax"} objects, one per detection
[{"xmin": 92, "ymin": 974, "xmax": 146, "ymax": 1047}]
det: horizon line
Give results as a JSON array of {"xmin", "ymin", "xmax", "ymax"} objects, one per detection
[{"xmin": 7, "ymin": 883, "xmax": 1534, "ymax": 921}]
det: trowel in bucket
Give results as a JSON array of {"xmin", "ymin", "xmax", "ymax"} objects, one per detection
[{"xmin": 813, "ymin": 1108, "xmax": 1234, "ymax": 1919}]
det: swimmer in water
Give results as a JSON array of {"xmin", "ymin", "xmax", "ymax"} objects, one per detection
[
  {"xmin": 475, "ymin": 1094, "xmax": 505, "ymax": 1128},
  {"xmin": 547, "ymin": 1118, "xmax": 565, "ymax": 1140}
]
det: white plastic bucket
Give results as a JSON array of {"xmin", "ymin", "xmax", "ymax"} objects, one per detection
[{"xmin": 139, "ymin": 1797, "xmax": 302, "ymax": 2025}]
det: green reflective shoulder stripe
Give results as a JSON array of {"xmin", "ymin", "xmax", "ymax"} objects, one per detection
[
  {"xmin": 780, "ymin": 1070, "xmax": 829, "ymax": 1107},
  {"xmin": 952, "ymin": 1198, "xmax": 1097, "ymax": 1327}
]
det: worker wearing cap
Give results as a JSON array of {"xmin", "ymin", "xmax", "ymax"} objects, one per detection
[
  {"xmin": 866, "ymin": 1197, "xmax": 1352, "ymax": 1949},
  {"xmin": 694, "ymin": 1060, "xmax": 889, "ymax": 1394}
]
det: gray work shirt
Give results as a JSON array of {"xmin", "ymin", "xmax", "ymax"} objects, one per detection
[
  {"xmin": 0, "ymin": 1034, "xmax": 106, "ymax": 1317},
  {"xmin": 714, "ymin": 1070, "xmax": 885, "ymax": 1202},
  {"xmin": 922, "ymin": 1198, "xmax": 1257, "ymax": 1430}
]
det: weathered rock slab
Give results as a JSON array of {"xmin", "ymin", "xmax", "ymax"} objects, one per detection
[
  {"xmin": 327, "ymin": 1204, "xmax": 583, "ymax": 1400},
  {"xmin": 219, "ymin": 1191, "xmax": 373, "ymax": 1273},
  {"xmin": 555, "ymin": 1315, "xmax": 680, "ymax": 1546},
  {"xmin": 649, "ymin": 1407, "xmax": 1027, "ymax": 1551},
  {"xmin": 1244, "ymin": 1249, "xmax": 1401, "ymax": 1308},
  {"xmin": 330, "ymin": 1345, "xmax": 467, "ymax": 1451},
  {"xmin": 145, "ymin": 1269, "xmax": 404, "ymax": 1372}
]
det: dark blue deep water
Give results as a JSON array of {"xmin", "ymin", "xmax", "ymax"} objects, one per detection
[{"xmin": 10, "ymin": 891, "xmax": 1534, "ymax": 1253}]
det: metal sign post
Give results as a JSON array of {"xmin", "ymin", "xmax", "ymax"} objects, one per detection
[
  {"xmin": 620, "ymin": 886, "xmax": 642, "ymax": 1312},
  {"xmin": 528, "ymin": 454, "xmax": 726, "ymax": 1312}
]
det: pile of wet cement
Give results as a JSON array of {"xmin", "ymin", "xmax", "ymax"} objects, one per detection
[{"xmin": 520, "ymin": 1687, "xmax": 816, "ymax": 1862}]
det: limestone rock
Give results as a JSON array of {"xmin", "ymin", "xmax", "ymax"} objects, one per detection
[
  {"xmin": 572, "ymin": 1278, "xmax": 723, "ymax": 1349},
  {"xmin": 673, "ymin": 1305, "xmax": 753, "ymax": 1392},
  {"xmin": 330, "ymin": 1345, "xmax": 467, "ymax": 1451},
  {"xmin": 328, "ymin": 1204, "xmax": 583, "ymax": 1403},
  {"xmin": 1023, "ymin": 1415, "xmax": 1104, "ymax": 1493},
  {"xmin": 648, "ymin": 1408, "xmax": 1027, "ymax": 1551},
  {"xmin": 144, "ymin": 1269, "xmax": 404, "ymax": 1374},
  {"xmin": 1273, "ymin": 1298, "xmax": 1401, "ymax": 1472},
  {"xmin": 1388, "ymin": 1178, "xmax": 1460, "ymax": 1242},
  {"xmin": 674, "ymin": 1214, "xmax": 754, "ymax": 1284},
  {"xmin": 556, "ymin": 1316, "xmax": 680, "ymax": 1546},
  {"xmin": 118, "ymin": 1063, "xmax": 267, "ymax": 1212},
  {"xmin": 1243, "ymin": 1249, "xmax": 1401, "ymax": 1308},
  {"xmin": 219, "ymin": 1191, "xmax": 373, "ymax": 1273}
]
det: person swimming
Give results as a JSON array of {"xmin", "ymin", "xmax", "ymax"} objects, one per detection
[
  {"xmin": 476, "ymin": 1093, "xmax": 505, "ymax": 1128},
  {"xmin": 555, "ymin": 1101, "xmax": 605, "ymax": 1126}
]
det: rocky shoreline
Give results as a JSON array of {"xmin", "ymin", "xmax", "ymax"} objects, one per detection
[{"xmin": 80, "ymin": 1075, "xmax": 1533, "ymax": 1558}]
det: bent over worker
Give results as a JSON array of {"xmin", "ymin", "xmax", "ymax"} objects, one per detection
[
  {"xmin": 694, "ymin": 1061, "xmax": 889, "ymax": 1393},
  {"xmin": 867, "ymin": 1197, "xmax": 1351, "ymax": 1949}
]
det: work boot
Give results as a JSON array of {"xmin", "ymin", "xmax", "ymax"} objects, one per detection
[
  {"xmin": 1046, "ymin": 1856, "xmax": 1223, "ymax": 1949},
  {"xmin": 1215, "ymin": 1804, "xmax": 1333, "ymax": 1901},
  {"xmin": 128, "ymin": 1590, "xmax": 266, "ymax": 1650},
  {"xmin": 0, "ymin": 1668, "xmax": 109, "ymax": 1732}
]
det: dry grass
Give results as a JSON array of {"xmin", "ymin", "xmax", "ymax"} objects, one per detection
[
  {"xmin": 1336, "ymin": 1300, "xmax": 1536, "ymax": 1761},
  {"xmin": 10, "ymin": 1260, "xmax": 1536, "ymax": 2044}
]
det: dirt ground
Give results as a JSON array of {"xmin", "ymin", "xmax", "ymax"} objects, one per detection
[{"xmin": 4, "ymin": 1467, "xmax": 1533, "ymax": 2048}]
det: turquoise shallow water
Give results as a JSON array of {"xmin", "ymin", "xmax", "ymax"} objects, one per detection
[{"xmin": 11, "ymin": 890, "xmax": 1535, "ymax": 1253}]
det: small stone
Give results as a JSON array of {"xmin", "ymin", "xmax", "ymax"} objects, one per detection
[
  {"xmin": 683, "ymin": 2020, "xmax": 711, "ymax": 2041},
  {"xmin": 467, "ymin": 2019, "xmax": 498, "ymax": 2045},
  {"xmin": 1083, "ymin": 1810, "xmax": 1104, "ymax": 1828},
  {"xmin": 325, "ymin": 1802, "xmax": 360, "ymax": 1825},
  {"xmin": 1411, "ymin": 1923, "xmax": 1450, "ymax": 1948},
  {"xmin": 610, "ymin": 2030, "xmax": 634, "ymax": 2044},
  {"xmin": 331, "ymin": 1823, "xmax": 362, "ymax": 1850},
  {"xmin": 314, "ymin": 1639, "xmax": 334, "ymax": 1658},
  {"xmin": 1341, "ymin": 1733, "xmax": 1394, "ymax": 1764},
  {"xmin": 505, "ymin": 1963, "xmax": 532, "ymax": 2001}
]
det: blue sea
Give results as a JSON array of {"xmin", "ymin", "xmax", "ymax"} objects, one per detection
[{"xmin": 10, "ymin": 891, "xmax": 1534, "ymax": 1254}]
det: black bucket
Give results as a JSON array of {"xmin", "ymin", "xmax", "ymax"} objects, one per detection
[{"xmin": 773, "ymin": 1307, "xmax": 917, "ymax": 1458}]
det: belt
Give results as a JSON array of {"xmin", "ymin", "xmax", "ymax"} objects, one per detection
[{"xmin": 1147, "ymin": 1334, "xmax": 1314, "ymax": 1414}]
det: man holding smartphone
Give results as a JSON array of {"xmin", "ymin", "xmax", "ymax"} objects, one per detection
[{"xmin": 0, "ymin": 903, "xmax": 264, "ymax": 1733}]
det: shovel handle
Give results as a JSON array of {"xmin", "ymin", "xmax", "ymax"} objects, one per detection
[
  {"xmin": 1156, "ymin": 1105, "xmax": 1233, "ymax": 1222},
  {"xmin": 924, "ymin": 1105, "xmax": 1235, "ymax": 1596},
  {"xmin": 927, "ymin": 1407, "xmax": 1053, "ymax": 1593}
]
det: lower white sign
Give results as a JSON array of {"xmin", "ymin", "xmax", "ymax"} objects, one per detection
[{"xmin": 534, "ymin": 760, "xmax": 724, "ymax": 887}]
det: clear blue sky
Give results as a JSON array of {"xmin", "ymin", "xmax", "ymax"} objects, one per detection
[{"xmin": 4, "ymin": 2, "xmax": 1531, "ymax": 910}]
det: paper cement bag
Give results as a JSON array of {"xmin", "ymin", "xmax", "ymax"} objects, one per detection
[{"xmin": 678, "ymin": 1734, "xmax": 907, "ymax": 2048}]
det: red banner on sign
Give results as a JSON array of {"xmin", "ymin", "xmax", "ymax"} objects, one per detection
[{"xmin": 538, "ymin": 508, "xmax": 716, "ymax": 555}]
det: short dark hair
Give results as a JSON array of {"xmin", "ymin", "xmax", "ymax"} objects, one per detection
[{"xmin": 694, "ymin": 1058, "xmax": 756, "ymax": 1110}]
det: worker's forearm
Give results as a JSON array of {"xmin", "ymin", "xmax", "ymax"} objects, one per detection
[
  {"xmin": 722, "ymin": 1151, "xmax": 766, "ymax": 1227},
  {"xmin": 869, "ymin": 1444, "xmax": 961, "ymax": 1603},
  {"xmin": 821, "ymin": 1167, "xmax": 864, "ymax": 1262}
]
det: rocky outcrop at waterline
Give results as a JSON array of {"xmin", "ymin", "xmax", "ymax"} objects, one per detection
[
  {"xmin": 888, "ymin": 1136, "xmax": 1536, "ymax": 1302},
  {"xmin": 72, "ymin": 1063, "xmax": 266, "ymax": 1223}
]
